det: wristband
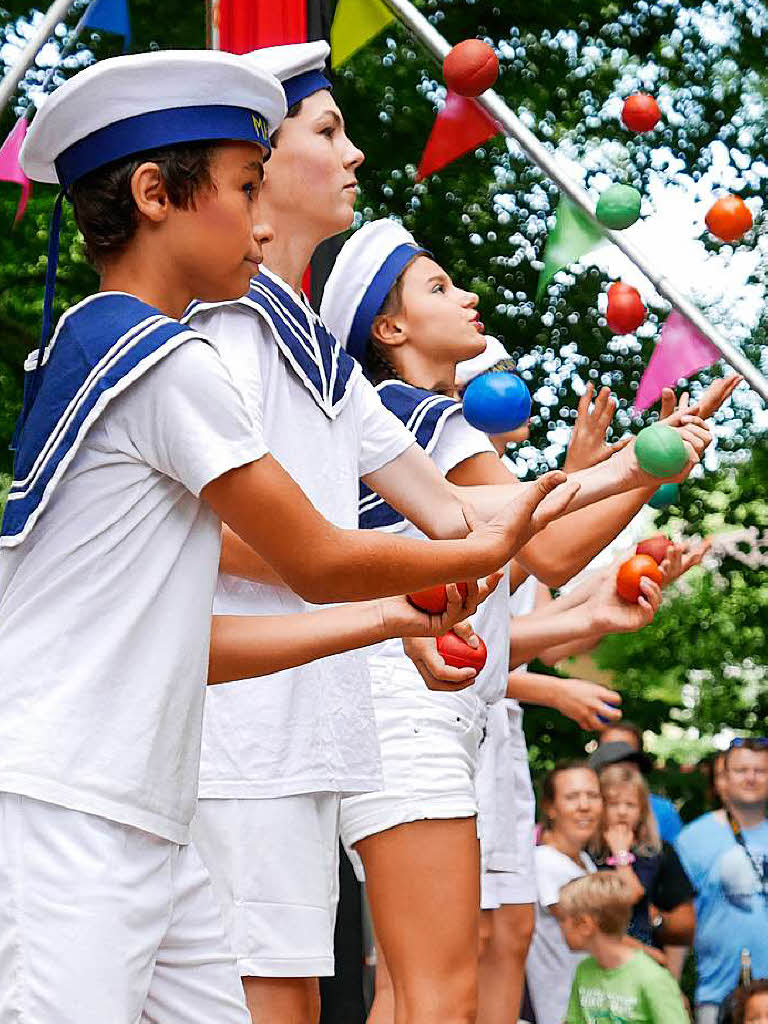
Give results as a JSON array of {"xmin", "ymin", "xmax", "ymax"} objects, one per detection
[{"xmin": 606, "ymin": 850, "xmax": 636, "ymax": 867}]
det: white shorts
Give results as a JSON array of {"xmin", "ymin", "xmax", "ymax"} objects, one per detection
[
  {"xmin": 478, "ymin": 704, "xmax": 537, "ymax": 910},
  {"xmin": 191, "ymin": 792, "xmax": 341, "ymax": 978},
  {"xmin": 0, "ymin": 792, "xmax": 249, "ymax": 1024},
  {"xmin": 340, "ymin": 657, "xmax": 485, "ymax": 880}
]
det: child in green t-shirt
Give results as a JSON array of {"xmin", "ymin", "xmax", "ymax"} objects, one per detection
[{"xmin": 558, "ymin": 872, "xmax": 689, "ymax": 1024}]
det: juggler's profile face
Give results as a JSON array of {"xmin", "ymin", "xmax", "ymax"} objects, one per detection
[
  {"xmin": 258, "ymin": 89, "xmax": 364, "ymax": 240},
  {"xmin": 168, "ymin": 141, "xmax": 273, "ymax": 303}
]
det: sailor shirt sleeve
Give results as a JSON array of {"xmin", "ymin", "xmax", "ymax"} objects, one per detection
[
  {"xmin": 429, "ymin": 410, "xmax": 496, "ymax": 476},
  {"xmin": 106, "ymin": 339, "xmax": 268, "ymax": 497},
  {"xmin": 356, "ymin": 376, "xmax": 415, "ymax": 477}
]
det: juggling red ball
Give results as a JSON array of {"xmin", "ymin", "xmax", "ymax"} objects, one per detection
[
  {"xmin": 616, "ymin": 554, "xmax": 664, "ymax": 603},
  {"xmin": 443, "ymin": 39, "xmax": 499, "ymax": 97},
  {"xmin": 622, "ymin": 93, "xmax": 662, "ymax": 132},
  {"xmin": 407, "ymin": 583, "xmax": 469, "ymax": 615},
  {"xmin": 606, "ymin": 281, "xmax": 646, "ymax": 335},
  {"xmin": 437, "ymin": 631, "xmax": 488, "ymax": 672},
  {"xmin": 705, "ymin": 195, "xmax": 752, "ymax": 243},
  {"xmin": 636, "ymin": 535, "xmax": 671, "ymax": 565}
]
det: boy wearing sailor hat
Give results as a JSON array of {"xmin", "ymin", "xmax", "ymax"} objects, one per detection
[
  {"xmin": 0, "ymin": 50, "xmax": 555, "ymax": 1024},
  {"xmin": 183, "ymin": 42, "xmax": 578, "ymax": 1024}
]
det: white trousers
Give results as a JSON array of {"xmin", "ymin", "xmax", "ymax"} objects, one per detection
[{"xmin": 0, "ymin": 793, "xmax": 250, "ymax": 1024}]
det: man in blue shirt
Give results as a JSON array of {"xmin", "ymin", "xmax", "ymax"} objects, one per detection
[{"xmin": 675, "ymin": 739, "xmax": 768, "ymax": 1024}]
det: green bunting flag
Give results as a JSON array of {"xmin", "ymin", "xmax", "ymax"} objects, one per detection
[{"xmin": 536, "ymin": 197, "xmax": 605, "ymax": 302}]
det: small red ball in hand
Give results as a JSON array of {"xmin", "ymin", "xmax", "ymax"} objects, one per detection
[
  {"xmin": 407, "ymin": 582, "xmax": 469, "ymax": 615},
  {"xmin": 636, "ymin": 535, "xmax": 671, "ymax": 565},
  {"xmin": 616, "ymin": 554, "xmax": 663, "ymax": 603},
  {"xmin": 705, "ymin": 195, "xmax": 752, "ymax": 243},
  {"xmin": 437, "ymin": 631, "xmax": 487, "ymax": 672},
  {"xmin": 606, "ymin": 282, "xmax": 645, "ymax": 335},
  {"xmin": 622, "ymin": 94, "xmax": 662, "ymax": 132},
  {"xmin": 443, "ymin": 39, "xmax": 499, "ymax": 97}
]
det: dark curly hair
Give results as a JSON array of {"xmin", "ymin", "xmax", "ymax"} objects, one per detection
[{"xmin": 69, "ymin": 142, "xmax": 215, "ymax": 269}]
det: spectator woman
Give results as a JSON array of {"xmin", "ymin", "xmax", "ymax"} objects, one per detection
[
  {"xmin": 526, "ymin": 761, "xmax": 601, "ymax": 1024},
  {"xmin": 591, "ymin": 763, "xmax": 696, "ymax": 959}
]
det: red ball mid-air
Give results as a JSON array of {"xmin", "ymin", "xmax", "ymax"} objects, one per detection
[
  {"xmin": 636, "ymin": 535, "xmax": 671, "ymax": 565},
  {"xmin": 622, "ymin": 93, "xmax": 662, "ymax": 133},
  {"xmin": 443, "ymin": 39, "xmax": 499, "ymax": 97},
  {"xmin": 705, "ymin": 195, "xmax": 752, "ymax": 243},
  {"xmin": 616, "ymin": 554, "xmax": 664, "ymax": 603},
  {"xmin": 606, "ymin": 281, "xmax": 646, "ymax": 335},
  {"xmin": 407, "ymin": 582, "xmax": 469, "ymax": 615},
  {"xmin": 437, "ymin": 631, "xmax": 488, "ymax": 672}
]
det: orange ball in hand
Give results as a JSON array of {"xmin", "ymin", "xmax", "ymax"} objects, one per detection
[
  {"xmin": 616, "ymin": 554, "xmax": 663, "ymax": 603},
  {"xmin": 407, "ymin": 583, "xmax": 469, "ymax": 615},
  {"xmin": 705, "ymin": 195, "xmax": 752, "ymax": 243},
  {"xmin": 437, "ymin": 631, "xmax": 487, "ymax": 671},
  {"xmin": 443, "ymin": 39, "xmax": 499, "ymax": 97}
]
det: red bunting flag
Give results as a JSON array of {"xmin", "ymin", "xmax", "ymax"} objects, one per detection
[
  {"xmin": 418, "ymin": 91, "xmax": 500, "ymax": 180},
  {"xmin": 0, "ymin": 116, "xmax": 32, "ymax": 224},
  {"xmin": 633, "ymin": 309, "xmax": 721, "ymax": 412}
]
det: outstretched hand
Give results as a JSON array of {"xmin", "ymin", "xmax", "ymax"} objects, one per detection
[
  {"xmin": 381, "ymin": 576, "xmax": 502, "ymax": 642},
  {"xmin": 552, "ymin": 677, "xmax": 623, "ymax": 732},
  {"xmin": 564, "ymin": 382, "xmax": 632, "ymax": 473},
  {"xmin": 659, "ymin": 538, "xmax": 712, "ymax": 585},
  {"xmin": 588, "ymin": 571, "xmax": 663, "ymax": 634},
  {"xmin": 659, "ymin": 374, "xmax": 742, "ymax": 422},
  {"xmin": 469, "ymin": 470, "xmax": 581, "ymax": 570}
]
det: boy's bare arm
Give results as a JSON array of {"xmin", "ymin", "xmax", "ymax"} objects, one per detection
[
  {"xmin": 202, "ymin": 453, "xmax": 578, "ymax": 604},
  {"xmin": 209, "ymin": 579, "xmax": 497, "ymax": 684}
]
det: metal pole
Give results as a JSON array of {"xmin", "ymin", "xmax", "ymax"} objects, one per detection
[
  {"xmin": 0, "ymin": 0, "xmax": 80, "ymax": 116},
  {"xmin": 380, "ymin": 0, "xmax": 768, "ymax": 404}
]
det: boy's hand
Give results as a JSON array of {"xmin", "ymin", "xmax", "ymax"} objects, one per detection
[
  {"xmin": 587, "ymin": 573, "xmax": 663, "ymax": 634},
  {"xmin": 659, "ymin": 375, "xmax": 742, "ymax": 421},
  {"xmin": 379, "ymin": 576, "xmax": 502, "ymax": 642},
  {"xmin": 402, "ymin": 618, "xmax": 484, "ymax": 691},
  {"xmin": 564, "ymin": 382, "xmax": 632, "ymax": 473},
  {"xmin": 552, "ymin": 678, "xmax": 623, "ymax": 731},
  {"xmin": 612, "ymin": 417, "xmax": 712, "ymax": 490},
  {"xmin": 469, "ymin": 471, "xmax": 581, "ymax": 571},
  {"xmin": 659, "ymin": 538, "xmax": 712, "ymax": 585}
]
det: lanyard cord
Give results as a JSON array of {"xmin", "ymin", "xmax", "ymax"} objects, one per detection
[{"xmin": 726, "ymin": 809, "xmax": 768, "ymax": 896}]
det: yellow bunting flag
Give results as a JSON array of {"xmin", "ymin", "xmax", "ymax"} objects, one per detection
[{"xmin": 331, "ymin": 0, "xmax": 395, "ymax": 67}]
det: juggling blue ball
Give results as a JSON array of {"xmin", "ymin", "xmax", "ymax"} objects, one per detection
[
  {"xmin": 648, "ymin": 483, "xmax": 680, "ymax": 509},
  {"xmin": 462, "ymin": 372, "xmax": 531, "ymax": 434}
]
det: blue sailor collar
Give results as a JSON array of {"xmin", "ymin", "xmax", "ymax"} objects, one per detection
[
  {"xmin": 2, "ymin": 292, "xmax": 211, "ymax": 547},
  {"xmin": 186, "ymin": 268, "xmax": 359, "ymax": 420},
  {"xmin": 359, "ymin": 380, "xmax": 463, "ymax": 531}
]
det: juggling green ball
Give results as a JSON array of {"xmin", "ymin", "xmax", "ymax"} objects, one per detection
[
  {"xmin": 648, "ymin": 483, "xmax": 680, "ymax": 509},
  {"xmin": 596, "ymin": 184, "xmax": 642, "ymax": 230},
  {"xmin": 635, "ymin": 424, "xmax": 688, "ymax": 477}
]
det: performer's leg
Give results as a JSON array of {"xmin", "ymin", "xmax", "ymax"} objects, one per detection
[
  {"xmin": 357, "ymin": 817, "xmax": 481, "ymax": 1024},
  {"xmin": 476, "ymin": 902, "xmax": 535, "ymax": 1024}
]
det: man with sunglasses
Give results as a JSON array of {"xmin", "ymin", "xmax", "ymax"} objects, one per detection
[{"xmin": 676, "ymin": 738, "xmax": 768, "ymax": 1024}]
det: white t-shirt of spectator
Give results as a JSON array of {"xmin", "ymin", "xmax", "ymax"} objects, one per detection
[
  {"xmin": 0, "ymin": 340, "xmax": 266, "ymax": 844},
  {"xmin": 527, "ymin": 845, "xmax": 596, "ymax": 1024},
  {"xmin": 188, "ymin": 278, "xmax": 415, "ymax": 799}
]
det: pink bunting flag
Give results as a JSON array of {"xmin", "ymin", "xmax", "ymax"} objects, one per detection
[
  {"xmin": 0, "ymin": 116, "xmax": 32, "ymax": 224},
  {"xmin": 418, "ymin": 91, "xmax": 500, "ymax": 180},
  {"xmin": 633, "ymin": 309, "xmax": 721, "ymax": 412}
]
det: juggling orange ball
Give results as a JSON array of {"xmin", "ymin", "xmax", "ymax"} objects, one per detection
[
  {"xmin": 622, "ymin": 94, "xmax": 662, "ymax": 132},
  {"xmin": 617, "ymin": 554, "xmax": 664, "ymax": 603},
  {"xmin": 443, "ymin": 39, "xmax": 499, "ymax": 97},
  {"xmin": 705, "ymin": 195, "xmax": 752, "ymax": 243}
]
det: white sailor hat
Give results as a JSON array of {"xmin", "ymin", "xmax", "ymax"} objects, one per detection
[
  {"xmin": 245, "ymin": 41, "xmax": 332, "ymax": 109},
  {"xmin": 320, "ymin": 218, "xmax": 429, "ymax": 365},
  {"xmin": 21, "ymin": 49, "xmax": 287, "ymax": 186},
  {"xmin": 454, "ymin": 336, "xmax": 510, "ymax": 389}
]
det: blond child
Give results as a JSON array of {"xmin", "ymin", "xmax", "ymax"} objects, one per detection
[{"xmin": 559, "ymin": 872, "xmax": 689, "ymax": 1024}]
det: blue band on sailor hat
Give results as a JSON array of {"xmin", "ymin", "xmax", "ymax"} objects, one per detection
[
  {"xmin": 55, "ymin": 104, "xmax": 271, "ymax": 187},
  {"xmin": 346, "ymin": 242, "xmax": 427, "ymax": 365},
  {"xmin": 283, "ymin": 70, "xmax": 332, "ymax": 108}
]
